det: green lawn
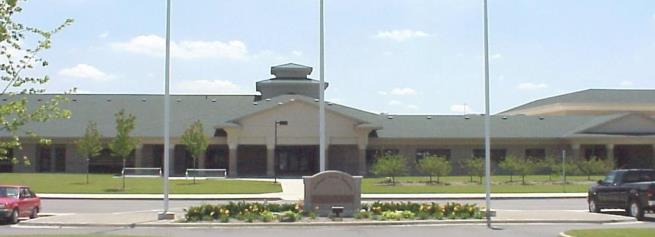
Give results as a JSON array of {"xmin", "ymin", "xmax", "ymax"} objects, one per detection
[
  {"xmin": 0, "ymin": 173, "xmax": 281, "ymax": 194},
  {"xmin": 362, "ymin": 175, "xmax": 602, "ymax": 193},
  {"xmin": 564, "ymin": 228, "xmax": 655, "ymax": 237}
]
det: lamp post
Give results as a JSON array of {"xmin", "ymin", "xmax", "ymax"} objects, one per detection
[
  {"xmin": 158, "ymin": 0, "xmax": 173, "ymax": 220},
  {"xmin": 274, "ymin": 120, "xmax": 288, "ymax": 183},
  {"xmin": 318, "ymin": 0, "xmax": 326, "ymax": 173},
  {"xmin": 482, "ymin": 0, "xmax": 493, "ymax": 228}
]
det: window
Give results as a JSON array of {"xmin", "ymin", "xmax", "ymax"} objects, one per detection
[
  {"xmin": 366, "ymin": 148, "xmax": 400, "ymax": 173},
  {"xmin": 584, "ymin": 145, "xmax": 607, "ymax": 160},
  {"xmin": 603, "ymin": 171, "xmax": 617, "ymax": 184},
  {"xmin": 416, "ymin": 149, "xmax": 451, "ymax": 161},
  {"xmin": 525, "ymin": 149, "xmax": 546, "ymax": 160},
  {"xmin": 214, "ymin": 129, "xmax": 227, "ymax": 137},
  {"xmin": 473, "ymin": 149, "xmax": 507, "ymax": 163}
]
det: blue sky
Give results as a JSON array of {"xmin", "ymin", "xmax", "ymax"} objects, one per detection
[{"xmin": 16, "ymin": 0, "xmax": 655, "ymax": 114}]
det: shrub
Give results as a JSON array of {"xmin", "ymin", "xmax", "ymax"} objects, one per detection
[
  {"xmin": 577, "ymin": 156, "xmax": 613, "ymax": 180},
  {"xmin": 278, "ymin": 211, "xmax": 302, "ymax": 222},
  {"xmin": 354, "ymin": 209, "xmax": 371, "ymax": 219},
  {"xmin": 417, "ymin": 155, "xmax": 451, "ymax": 183},
  {"xmin": 461, "ymin": 158, "xmax": 485, "ymax": 183},
  {"xmin": 260, "ymin": 211, "xmax": 275, "ymax": 222},
  {"xmin": 371, "ymin": 154, "xmax": 408, "ymax": 185}
]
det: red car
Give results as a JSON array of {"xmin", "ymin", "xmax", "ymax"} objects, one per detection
[{"xmin": 0, "ymin": 185, "xmax": 41, "ymax": 224}]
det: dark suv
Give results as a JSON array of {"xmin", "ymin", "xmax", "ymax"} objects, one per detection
[{"xmin": 588, "ymin": 169, "xmax": 655, "ymax": 220}]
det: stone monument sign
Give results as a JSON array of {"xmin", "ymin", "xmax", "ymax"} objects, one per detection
[{"xmin": 303, "ymin": 170, "xmax": 362, "ymax": 217}]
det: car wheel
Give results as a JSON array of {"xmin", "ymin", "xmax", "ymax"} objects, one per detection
[
  {"xmin": 588, "ymin": 198, "xmax": 601, "ymax": 213},
  {"xmin": 30, "ymin": 207, "xmax": 39, "ymax": 219},
  {"xmin": 627, "ymin": 200, "xmax": 645, "ymax": 221},
  {"xmin": 9, "ymin": 209, "xmax": 19, "ymax": 224}
]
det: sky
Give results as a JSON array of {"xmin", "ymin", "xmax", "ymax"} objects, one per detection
[{"xmin": 14, "ymin": 0, "xmax": 655, "ymax": 114}]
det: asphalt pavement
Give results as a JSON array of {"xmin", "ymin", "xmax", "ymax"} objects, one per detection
[{"xmin": 3, "ymin": 222, "xmax": 655, "ymax": 237}]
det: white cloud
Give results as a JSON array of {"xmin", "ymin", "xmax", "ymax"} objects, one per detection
[
  {"xmin": 407, "ymin": 104, "xmax": 419, "ymax": 110},
  {"xmin": 388, "ymin": 100, "xmax": 403, "ymax": 106},
  {"xmin": 390, "ymin": 87, "xmax": 417, "ymax": 96},
  {"xmin": 379, "ymin": 88, "xmax": 417, "ymax": 96},
  {"xmin": 111, "ymin": 34, "xmax": 249, "ymax": 60},
  {"xmin": 291, "ymin": 50, "xmax": 303, "ymax": 56},
  {"xmin": 491, "ymin": 53, "xmax": 503, "ymax": 60},
  {"xmin": 373, "ymin": 29, "xmax": 429, "ymax": 42},
  {"xmin": 58, "ymin": 64, "xmax": 112, "ymax": 81},
  {"xmin": 620, "ymin": 80, "xmax": 634, "ymax": 87},
  {"xmin": 175, "ymin": 80, "xmax": 246, "ymax": 94},
  {"xmin": 450, "ymin": 104, "xmax": 473, "ymax": 114},
  {"xmin": 98, "ymin": 32, "xmax": 109, "ymax": 39},
  {"xmin": 517, "ymin": 82, "xmax": 548, "ymax": 90}
]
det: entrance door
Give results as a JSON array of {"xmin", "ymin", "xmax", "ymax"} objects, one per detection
[
  {"xmin": 276, "ymin": 146, "xmax": 318, "ymax": 176},
  {"xmin": 615, "ymin": 145, "xmax": 654, "ymax": 169}
]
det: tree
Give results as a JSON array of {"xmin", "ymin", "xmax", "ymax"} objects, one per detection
[
  {"xmin": 539, "ymin": 156, "xmax": 560, "ymax": 182},
  {"xmin": 181, "ymin": 120, "xmax": 208, "ymax": 184},
  {"xmin": 371, "ymin": 154, "xmax": 408, "ymax": 185},
  {"xmin": 515, "ymin": 158, "xmax": 538, "ymax": 185},
  {"xmin": 462, "ymin": 158, "xmax": 485, "ymax": 184},
  {"xmin": 76, "ymin": 121, "xmax": 102, "ymax": 184},
  {"xmin": 0, "ymin": 0, "xmax": 74, "ymax": 165},
  {"xmin": 499, "ymin": 155, "xmax": 537, "ymax": 185},
  {"xmin": 499, "ymin": 155, "xmax": 520, "ymax": 182},
  {"xmin": 576, "ymin": 156, "xmax": 613, "ymax": 181},
  {"xmin": 108, "ymin": 109, "xmax": 139, "ymax": 190},
  {"xmin": 417, "ymin": 155, "xmax": 451, "ymax": 184}
]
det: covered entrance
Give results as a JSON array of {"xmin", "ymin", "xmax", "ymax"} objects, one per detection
[
  {"xmin": 276, "ymin": 145, "xmax": 318, "ymax": 176},
  {"xmin": 615, "ymin": 145, "xmax": 654, "ymax": 169}
]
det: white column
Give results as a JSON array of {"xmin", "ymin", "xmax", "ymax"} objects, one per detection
[
  {"xmin": 606, "ymin": 144, "xmax": 615, "ymax": 168},
  {"xmin": 228, "ymin": 144, "xmax": 238, "ymax": 177},
  {"xmin": 135, "ymin": 144, "xmax": 144, "ymax": 168},
  {"xmin": 572, "ymin": 144, "xmax": 581, "ymax": 161},
  {"xmin": 358, "ymin": 146, "xmax": 367, "ymax": 176},
  {"xmin": 198, "ymin": 152, "xmax": 206, "ymax": 169},
  {"xmin": 266, "ymin": 145, "xmax": 275, "ymax": 177}
]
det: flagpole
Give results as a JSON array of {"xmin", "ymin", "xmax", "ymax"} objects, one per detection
[
  {"xmin": 483, "ymin": 0, "xmax": 492, "ymax": 228},
  {"xmin": 319, "ymin": 0, "xmax": 326, "ymax": 172},
  {"xmin": 158, "ymin": 0, "xmax": 173, "ymax": 220}
]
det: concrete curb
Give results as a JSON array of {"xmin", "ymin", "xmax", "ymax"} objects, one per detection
[
  {"xmin": 559, "ymin": 232, "xmax": 574, "ymax": 237},
  {"xmin": 17, "ymin": 218, "xmax": 633, "ymax": 228}
]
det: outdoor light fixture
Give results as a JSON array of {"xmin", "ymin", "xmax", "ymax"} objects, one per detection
[{"xmin": 274, "ymin": 120, "xmax": 288, "ymax": 183}]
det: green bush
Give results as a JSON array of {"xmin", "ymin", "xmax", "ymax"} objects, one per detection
[
  {"xmin": 417, "ymin": 155, "xmax": 451, "ymax": 183},
  {"xmin": 184, "ymin": 201, "xmax": 302, "ymax": 223},
  {"xmin": 371, "ymin": 154, "xmax": 408, "ymax": 185},
  {"xmin": 185, "ymin": 201, "xmax": 481, "ymax": 222},
  {"xmin": 577, "ymin": 156, "xmax": 613, "ymax": 180},
  {"xmin": 278, "ymin": 211, "xmax": 302, "ymax": 222},
  {"xmin": 461, "ymin": 158, "xmax": 485, "ymax": 183}
]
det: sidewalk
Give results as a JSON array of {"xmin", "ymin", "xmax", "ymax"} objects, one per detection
[{"xmin": 18, "ymin": 209, "xmax": 635, "ymax": 228}]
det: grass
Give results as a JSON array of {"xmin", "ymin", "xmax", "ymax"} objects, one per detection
[
  {"xmin": 362, "ymin": 175, "xmax": 602, "ymax": 193},
  {"xmin": 0, "ymin": 173, "xmax": 281, "ymax": 194},
  {"xmin": 564, "ymin": 228, "xmax": 655, "ymax": 237}
]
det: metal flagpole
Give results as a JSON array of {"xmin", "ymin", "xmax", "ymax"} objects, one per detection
[
  {"xmin": 319, "ymin": 0, "xmax": 326, "ymax": 172},
  {"xmin": 159, "ymin": 0, "xmax": 173, "ymax": 220},
  {"xmin": 483, "ymin": 0, "xmax": 492, "ymax": 228}
]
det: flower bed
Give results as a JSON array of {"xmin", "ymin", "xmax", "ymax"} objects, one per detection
[{"xmin": 184, "ymin": 201, "xmax": 482, "ymax": 223}]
